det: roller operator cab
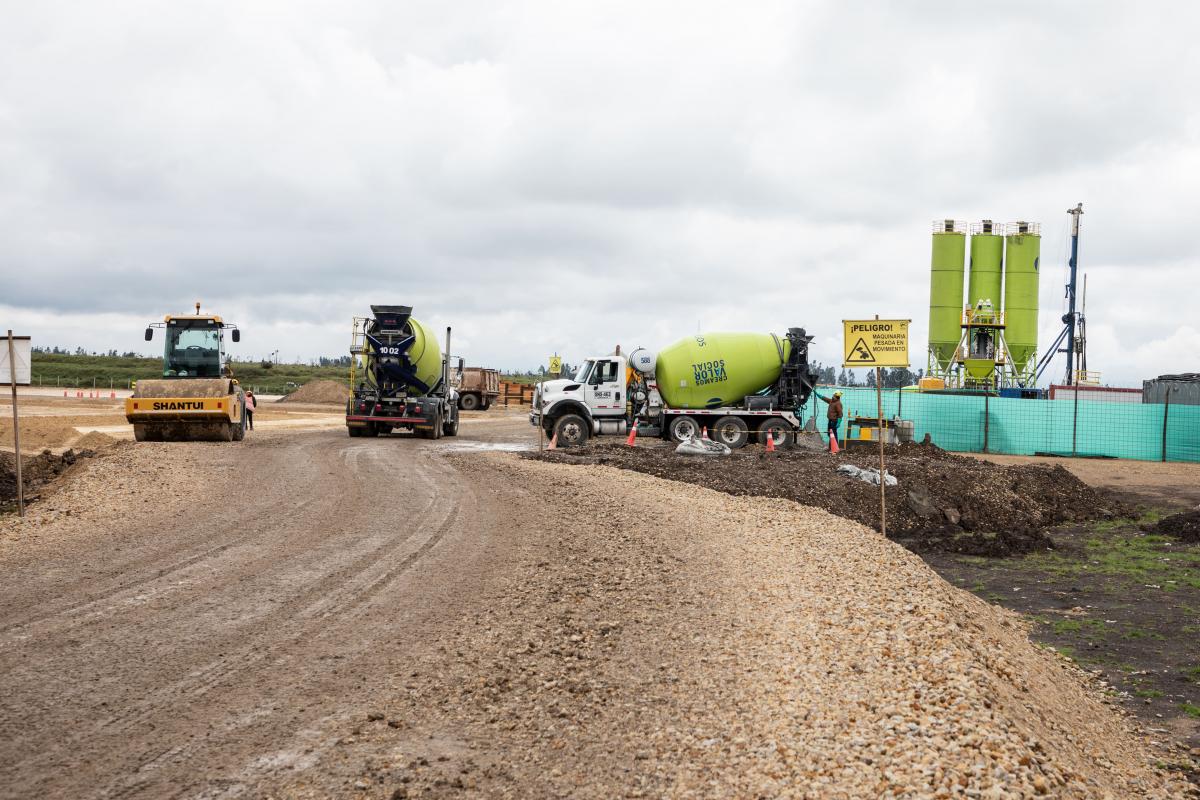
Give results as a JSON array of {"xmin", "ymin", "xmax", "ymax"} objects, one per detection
[
  {"xmin": 125, "ymin": 304, "xmax": 247, "ymax": 442},
  {"xmin": 531, "ymin": 328, "xmax": 819, "ymax": 449}
]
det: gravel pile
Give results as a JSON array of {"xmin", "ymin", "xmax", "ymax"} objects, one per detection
[
  {"xmin": 1, "ymin": 447, "xmax": 102, "ymax": 513},
  {"xmin": 279, "ymin": 380, "xmax": 350, "ymax": 404},
  {"xmin": 296, "ymin": 454, "xmax": 1187, "ymax": 798},
  {"xmin": 0, "ymin": 442, "xmax": 218, "ymax": 545}
]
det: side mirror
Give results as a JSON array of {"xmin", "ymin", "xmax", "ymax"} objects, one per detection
[
  {"xmin": 231, "ymin": 329, "xmax": 240, "ymax": 343},
  {"xmin": 144, "ymin": 328, "xmax": 153, "ymax": 341},
  {"xmin": 457, "ymin": 357, "xmax": 465, "ymax": 372}
]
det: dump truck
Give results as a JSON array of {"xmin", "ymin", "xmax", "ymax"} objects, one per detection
[
  {"xmin": 453, "ymin": 366, "xmax": 500, "ymax": 410},
  {"xmin": 125, "ymin": 304, "xmax": 248, "ymax": 442},
  {"xmin": 345, "ymin": 305, "xmax": 460, "ymax": 438},
  {"xmin": 530, "ymin": 328, "xmax": 818, "ymax": 448}
]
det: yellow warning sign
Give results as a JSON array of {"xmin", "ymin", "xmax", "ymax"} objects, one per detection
[
  {"xmin": 842, "ymin": 319, "xmax": 910, "ymax": 367},
  {"xmin": 548, "ymin": 355, "xmax": 563, "ymax": 375}
]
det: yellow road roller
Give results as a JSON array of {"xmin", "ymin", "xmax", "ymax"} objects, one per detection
[{"xmin": 125, "ymin": 303, "xmax": 247, "ymax": 442}]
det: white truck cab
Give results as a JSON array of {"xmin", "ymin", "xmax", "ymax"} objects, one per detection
[{"xmin": 531, "ymin": 356, "xmax": 636, "ymax": 446}]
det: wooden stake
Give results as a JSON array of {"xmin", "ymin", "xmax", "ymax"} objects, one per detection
[
  {"xmin": 7, "ymin": 330, "xmax": 24, "ymax": 517},
  {"xmin": 876, "ymin": 366, "xmax": 885, "ymax": 537}
]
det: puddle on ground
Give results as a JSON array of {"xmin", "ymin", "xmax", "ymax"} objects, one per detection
[{"xmin": 443, "ymin": 441, "xmax": 534, "ymax": 452}]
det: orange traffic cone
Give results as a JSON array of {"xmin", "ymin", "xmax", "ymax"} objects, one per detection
[
  {"xmin": 765, "ymin": 429, "xmax": 776, "ymax": 452},
  {"xmin": 701, "ymin": 426, "xmax": 709, "ymax": 440},
  {"xmin": 626, "ymin": 420, "xmax": 638, "ymax": 446},
  {"xmin": 548, "ymin": 431, "xmax": 558, "ymax": 450},
  {"xmin": 829, "ymin": 433, "xmax": 840, "ymax": 454}
]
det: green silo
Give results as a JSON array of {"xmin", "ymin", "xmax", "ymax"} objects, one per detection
[
  {"xmin": 967, "ymin": 220, "xmax": 1004, "ymax": 309},
  {"xmin": 928, "ymin": 220, "xmax": 966, "ymax": 375},
  {"xmin": 1003, "ymin": 221, "xmax": 1041, "ymax": 379},
  {"xmin": 655, "ymin": 331, "xmax": 790, "ymax": 409}
]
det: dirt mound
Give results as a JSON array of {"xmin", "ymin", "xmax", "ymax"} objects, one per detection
[
  {"xmin": 1146, "ymin": 509, "xmax": 1200, "ymax": 543},
  {"xmin": 73, "ymin": 431, "xmax": 118, "ymax": 450},
  {"xmin": 278, "ymin": 380, "xmax": 350, "ymax": 404},
  {"xmin": 529, "ymin": 440, "xmax": 1121, "ymax": 556},
  {"xmin": 1, "ymin": 448, "xmax": 101, "ymax": 511}
]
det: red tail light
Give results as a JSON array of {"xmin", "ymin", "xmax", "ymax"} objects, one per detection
[{"xmin": 414, "ymin": 405, "xmax": 422, "ymax": 414}]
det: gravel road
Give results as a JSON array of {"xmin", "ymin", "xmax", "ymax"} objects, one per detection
[
  {"xmin": 0, "ymin": 427, "xmax": 522, "ymax": 799},
  {"xmin": 0, "ymin": 416, "xmax": 1190, "ymax": 797}
]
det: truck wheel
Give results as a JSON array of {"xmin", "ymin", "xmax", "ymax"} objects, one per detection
[
  {"xmin": 363, "ymin": 423, "xmax": 379, "ymax": 438},
  {"xmin": 348, "ymin": 426, "xmax": 363, "ymax": 437},
  {"xmin": 759, "ymin": 419, "xmax": 792, "ymax": 449},
  {"xmin": 481, "ymin": 399, "xmax": 492, "ymax": 411},
  {"xmin": 713, "ymin": 417, "xmax": 749, "ymax": 449},
  {"xmin": 668, "ymin": 416, "xmax": 703, "ymax": 443},
  {"xmin": 553, "ymin": 414, "xmax": 589, "ymax": 447},
  {"xmin": 432, "ymin": 411, "xmax": 444, "ymax": 439},
  {"xmin": 459, "ymin": 393, "xmax": 480, "ymax": 411},
  {"xmin": 443, "ymin": 412, "xmax": 460, "ymax": 437}
]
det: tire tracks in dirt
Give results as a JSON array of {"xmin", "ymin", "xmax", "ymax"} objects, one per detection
[{"xmin": 0, "ymin": 429, "xmax": 491, "ymax": 800}]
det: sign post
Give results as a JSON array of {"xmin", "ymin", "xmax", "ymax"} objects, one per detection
[
  {"xmin": 842, "ymin": 318, "xmax": 910, "ymax": 537},
  {"xmin": 3, "ymin": 332, "xmax": 32, "ymax": 517}
]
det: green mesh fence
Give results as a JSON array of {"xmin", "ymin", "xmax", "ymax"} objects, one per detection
[{"xmin": 797, "ymin": 387, "xmax": 1200, "ymax": 463}]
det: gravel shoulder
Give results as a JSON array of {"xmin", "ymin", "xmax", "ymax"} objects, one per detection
[{"xmin": 280, "ymin": 454, "xmax": 1191, "ymax": 798}]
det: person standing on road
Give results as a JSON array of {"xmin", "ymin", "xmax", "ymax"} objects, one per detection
[
  {"xmin": 245, "ymin": 390, "xmax": 256, "ymax": 431},
  {"xmin": 815, "ymin": 390, "xmax": 843, "ymax": 449}
]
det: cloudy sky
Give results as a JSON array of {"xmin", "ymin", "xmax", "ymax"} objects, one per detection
[{"xmin": 1, "ymin": 1, "xmax": 1196, "ymax": 385}]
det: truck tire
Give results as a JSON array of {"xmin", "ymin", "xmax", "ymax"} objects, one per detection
[
  {"xmin": 481, "ymin": 398, "xmax": 492, "ymax": 411},
  {"xmin": 348, "ymin": 426, "xmax": 363, "ymax": 437},
  {"xmin": 759, "ymin": 418, "xmax": 792, "ymax": 449},
  {"xmin": 233, "ymin": 413, "xmax": 246, "ymax": 441},
  {"xmin": 363, "ymin": 423, "xmax": 379, "ymax": 438},
  {"xmin": 667, "ymin": 416, "xmax": 703, "ymax": 443},
  {"xmin": 443, "ymin": 411, "xmax": 459, "ymax": 437},
  {"xmin": 552, "ymin": 414, "xmax": 589, "ymax": 447},
  {"xmin": 713, "ymin": 417, "xmax": 749, "ymax": 449},
  {"xmin": 432, "ymin": 411, "xmax": 444, "ymax": 439},
  {"xmin": 459, "ymin": 393, "xmax": 480, "ymax": 411}
]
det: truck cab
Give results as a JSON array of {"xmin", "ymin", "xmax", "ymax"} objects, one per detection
[{"xmin": 532, "ymin": 355, "xmax": 647, "ymax": 446}]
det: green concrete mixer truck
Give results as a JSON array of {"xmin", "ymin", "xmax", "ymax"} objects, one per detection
[{"xmin": 530, "ymin": 328, "xmax": 819, "ymax": 448}]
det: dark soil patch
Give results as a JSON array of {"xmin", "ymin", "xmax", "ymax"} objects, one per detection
[
  {"xmin": 927, "ymin": 517, "xmax": 1200, "ymax": 776},
  {"xmin": 527, "ymin": 438, "xmax": 1123, "ymax": 556},
  {"xmin": 1148, "ymin": 510, "xmax": 1200, "ymax": 544},
  {"xmin": 1, "ymin": 448, "xmax": 99, "ymax": 512}
]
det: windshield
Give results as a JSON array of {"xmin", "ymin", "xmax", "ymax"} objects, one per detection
[
  {"xmin": 163, "ymin": 323, "xmax": 222, "ymax": 377},
  {"xmin": 573, "ymin": 360, "xmax": 595, "ymax": 382}
]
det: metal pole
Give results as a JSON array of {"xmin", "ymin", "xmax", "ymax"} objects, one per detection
[
  {"xmin": 983, "ymin": 391, "xmax": 990, "ymax": 453},
  {"xmin": 1064, "ymin": 203, "xmax": 1083, "ymax": 385},
  {"xmin": 876, "ymin": 367, "xmax": 886, "ymax": 538},
  {"xmin": 7, "ymin": 331, "xmax": 24, "ymax": 517},
  {"xmin": 1162, "ymin": 388, "xmax": 1171, "ymax": 463}
]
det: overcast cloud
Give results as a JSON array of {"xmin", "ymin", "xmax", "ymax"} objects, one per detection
[{"xmin": 1, "ymin": 0, "xmax": 1197, "ymax": 384}]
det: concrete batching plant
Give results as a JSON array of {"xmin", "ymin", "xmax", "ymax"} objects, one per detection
[{"xmin": 925, "ymin": 219, "xmax": 1041, "ymax": 389}]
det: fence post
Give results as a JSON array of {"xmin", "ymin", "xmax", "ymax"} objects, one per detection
[
  {"xmin": 982, "ymin": 392, "xmax": 989, "ymax": 453},
  {"xmin": 1071, "ymin": 385, "xmax": 1080, "ymax": 457},
  {"xmin": 897, "ymin": 387, "xmax": 902, "ymax": 419},
  {"xmin": 1162, "ymin": 388, "xmax": 1171, "ymax": 462}
]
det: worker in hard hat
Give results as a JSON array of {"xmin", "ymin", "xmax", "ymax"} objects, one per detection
[{"xmin": 815, "ymin": 390, "xmax": 844, "ymax": 450}]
